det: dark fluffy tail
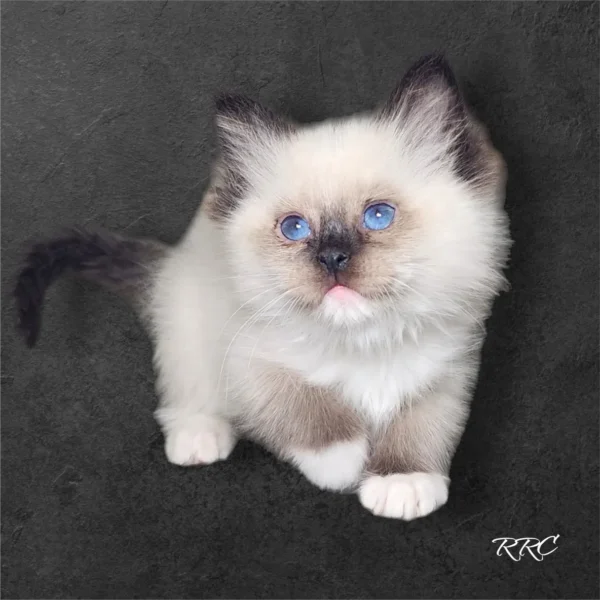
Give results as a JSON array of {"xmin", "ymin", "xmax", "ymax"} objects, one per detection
[{"xmin": 15, "ymin": 227, "xmax": 166, "ymax": 347}]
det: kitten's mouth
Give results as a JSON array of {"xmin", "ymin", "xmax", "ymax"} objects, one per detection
[
  {"xmin": 324, "ymin": 283, "xmax": 364, "ymax": 304},
  {"xmin": 320, "ymin": 282, "xmax": 374, "ymax": 324}
]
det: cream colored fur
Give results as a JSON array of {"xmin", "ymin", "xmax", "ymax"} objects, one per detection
[{"xmin": 148, "ymin": 57, "xmax": 510, "ymax": 520}]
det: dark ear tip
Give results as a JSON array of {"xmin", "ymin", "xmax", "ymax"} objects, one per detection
[
  {"xmin": 215, "ymin": 92, "xmax": 235, "ymax": 111},
  {"xmin": 403, "ymin": 52, "xmax": 458, "ymax": 88},
  {"xmin": 215, "ymin": 93, "xmax": 258, "ymax": 116},
  {"xmin": 413, "ymin": 52, "xmax": 449, "ymax": 68}
]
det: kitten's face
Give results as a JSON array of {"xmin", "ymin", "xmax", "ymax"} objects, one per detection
[{"xmin": 209, "ymin": 56, "xmax": 509, "ymax": 328}]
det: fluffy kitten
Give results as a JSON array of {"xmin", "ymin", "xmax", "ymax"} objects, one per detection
[{"xmin": 16, "ymin": 55, "xmax": 511, "ymax": 520}]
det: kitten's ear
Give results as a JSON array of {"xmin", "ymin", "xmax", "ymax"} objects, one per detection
[
  {"xmin": 215, "ymin": 94, "xmax": 294, "ymax": 157},
  {"xmin": 382, "ymin": 54, "xmax": 464, "ymax": 122},
  {"xmin": 207, "ymin": 95, "xmax": 294, "ymax": 221},
  {"xmin": 381, "ymin": 54, "xmax": 504, "ymax": 190}
]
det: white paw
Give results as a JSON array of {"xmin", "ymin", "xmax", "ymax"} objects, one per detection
[
  {"xmin": 290, "ymin": 438, "xmax": 368, "ymax": 491},
  {"xmin": 359, "ymin": 472, "xmax": 449, "ymax": 520},
  {"xmin": 164, "ymin": 414, "xmax": 236, "ymax": 466}
]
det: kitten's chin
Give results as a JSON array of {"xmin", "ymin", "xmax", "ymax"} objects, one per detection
[{"xmin": 319, "ymin": 285, "xmax": 374, "ymax": 326}]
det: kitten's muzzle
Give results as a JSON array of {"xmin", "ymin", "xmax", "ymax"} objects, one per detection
[{"xmin": 317, "ymin": 248, "xmax": 351, "ymax": 275}]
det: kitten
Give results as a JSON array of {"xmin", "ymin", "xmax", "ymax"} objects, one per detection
[{"xmin": 16, "ymin": 55, "xmax": 511, "ymax": 520}]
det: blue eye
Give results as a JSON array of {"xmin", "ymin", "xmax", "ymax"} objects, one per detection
[
  {"xmin": 363, "ymin": 203, "xmax": 395, "ymax": 231},
  {"xmin": 280, "ymin": 215, "xmax": 311, "ymax": 241}
]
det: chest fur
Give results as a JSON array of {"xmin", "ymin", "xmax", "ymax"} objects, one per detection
[
  {"xmin": 230, "ymin": 319, "xmax": 463, "ymax": 427},
  {"xmin": 301, "ymin": 336, "xmax": 456, "ymax": 424}
]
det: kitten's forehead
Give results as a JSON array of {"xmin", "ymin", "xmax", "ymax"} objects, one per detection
[{"xmin": 270, "ymin": 118, "xmax": 401, "ymax": 215}]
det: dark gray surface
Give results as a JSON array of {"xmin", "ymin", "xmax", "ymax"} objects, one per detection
[{"xmin": 2, "ymin": 2, "xmax": 598, "ymax": 598}]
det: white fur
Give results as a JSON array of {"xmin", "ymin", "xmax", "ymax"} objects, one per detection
[
  {"xmin": 289, "ymin": 439, "xmax": 368, "ymax": 491},
  {"xmin": 151, "ymin": 213, "xmax": 236, "ymax": 421},
  {"xmin": 163, "ymin": 413, "xmax": 236, "ymax": 466},
  {"xmin": 320, "ymin": 290, "xmax": 375, "ymax": 326},
  {"xmin": 281, "ymin": 320, "xmax": 470, "ymax": 426},
  {"xmin": 146, "ymin": 85, "xmax": 509, "ymax": 524},
  {"xmin": 359, "ymin": 472, "xmax": 449, "ymax": 520}
]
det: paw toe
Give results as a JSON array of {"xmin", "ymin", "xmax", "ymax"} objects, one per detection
[
  {"xmin": 359, "ymin": 472, "xmax": 448, "ymax": 520},
  {"xmin": 164, "ymin": 415, "xmax": 236, "ymax": 466}
]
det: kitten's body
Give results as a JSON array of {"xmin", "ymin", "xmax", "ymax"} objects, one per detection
[{"xmin": 17, "ymin": 56, "xmax": 510, "ymax": 520}]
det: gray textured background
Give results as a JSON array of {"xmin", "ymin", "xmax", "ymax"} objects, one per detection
[{"xmin": 2, "ymin": 2, "xmax": 599, "ymax": 598}]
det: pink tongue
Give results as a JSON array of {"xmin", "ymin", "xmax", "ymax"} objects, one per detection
[{"xmin": 326, "ymin": 284, "xmax": 360, "ymax": 304}]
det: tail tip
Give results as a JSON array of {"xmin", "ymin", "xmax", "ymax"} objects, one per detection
[{"xmin": 14, "ymin": 269, "xmax": 42, "ymax": 348}]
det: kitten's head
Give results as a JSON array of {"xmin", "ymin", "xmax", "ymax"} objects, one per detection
[{"xmin": 208, "ymin": 55, "xmax": 510, "ymax": 329}]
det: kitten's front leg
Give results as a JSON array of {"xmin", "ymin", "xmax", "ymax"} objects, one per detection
[
  {"xmin": 359, "ymin": 377, "xmax": 471, "ymax": 520},
  {"xmin": 150, "ymin": 250, "xmax": 238, "ymax": 467},
  {"xmin": 152, "ymin": 335, "xmax": 237, "ymax": 467}
]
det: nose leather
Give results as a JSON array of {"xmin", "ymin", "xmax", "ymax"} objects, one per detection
[{"xmin": 317, "ymin": 248, "xmax": 351, "ymax": 274}]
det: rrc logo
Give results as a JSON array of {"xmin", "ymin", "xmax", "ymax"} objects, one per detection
[{"xmin": 492, "ymin": 535, "xmax": 560, "ymax": 562}]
